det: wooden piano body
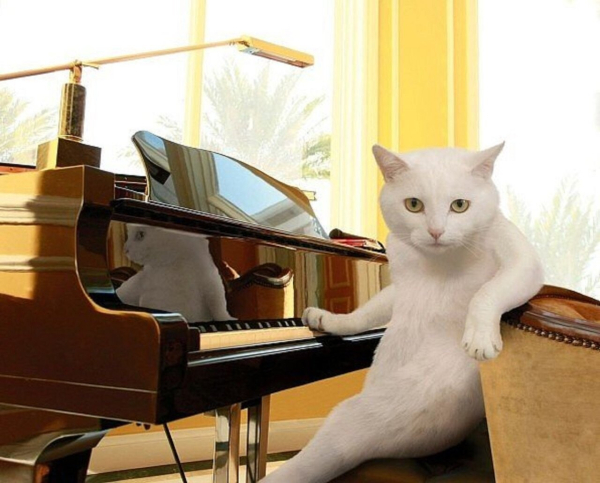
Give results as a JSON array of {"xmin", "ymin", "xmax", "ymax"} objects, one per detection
[{"xmin": 0, "ymin": 143, "xmax": 389, "ymax": 482}]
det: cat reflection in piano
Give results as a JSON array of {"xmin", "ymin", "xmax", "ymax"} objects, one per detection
[
  {"xmin": 262, "ymin": 143, "xmax": 543, "ymax": 482},
  {"xmin": 116, "ymin": 224, "xmax": 233, "ymax": 322}
]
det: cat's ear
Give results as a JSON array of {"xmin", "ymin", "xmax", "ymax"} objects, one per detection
[
  {"xmin": 471, "ymin": 142, "xmax": 505, "ymax": 179},
  {"xmin": 372, "ymin": 144, "xmax": 409, "ymax": 182}
]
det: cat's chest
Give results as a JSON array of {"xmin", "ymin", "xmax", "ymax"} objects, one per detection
[
  {"xmin": 389, "ymin": 248, "xmax": 497, "ymax": 318},
  {"xmin": 134, "ymin": 265, "xmax": 198, "ymax": 292}
]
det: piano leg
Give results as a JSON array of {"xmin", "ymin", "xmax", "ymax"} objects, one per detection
[
  {"xmin": 35, "ymin": 448, "xmax": 92, "ymax": 483},
  {"xmin": 246, "ymin": 396, "xmax": 270, "ymax": 483},
  {"xmin": 213, "ymin": 403, "xmax": 241, "ymax": 483},
  {"xmin": 0, "ymin": 430, "xmax": 107, "ymax": 483},
  {"xmin": 0, "ymin": 407, "xmax": 108, "ymax": 483}
]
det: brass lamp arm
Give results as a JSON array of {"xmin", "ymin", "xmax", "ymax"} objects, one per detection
[
  {"xmin": 0, "ymin": 36, "xmax": 312, "ymax": 82},
  {"xmin": 0, "ymin": 34, "xmax": 313, "ymax": 170}
]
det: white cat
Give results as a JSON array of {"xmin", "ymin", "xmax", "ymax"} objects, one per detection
[
  {"xmin": 261, "ymin": 143, "xmax": 544, "ymax": 483},
  {"xmin": 116, "ymin": 224, "xmax": 232, "ymax": 322}
]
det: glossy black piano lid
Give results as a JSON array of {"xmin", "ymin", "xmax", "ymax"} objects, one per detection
[{"xmin": 132, "ymin": 131, "xmax": 328, "ymax": 239}]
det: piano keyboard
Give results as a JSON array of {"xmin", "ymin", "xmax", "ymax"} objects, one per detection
[{"xmin": 192, "ymin": 318, "xmax": 325, "ymax": 350}]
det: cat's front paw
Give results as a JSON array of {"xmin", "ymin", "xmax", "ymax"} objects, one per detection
[
  {"xmin": 302, "ymin": 307, "xmax": 353, "ymax": 335},
  {"xmin": 302, "ymin": 307, "xmax": 333, "ymax": 332},
  {"xmin": 461, "ymin": 323, "xmax": 503, "ymax": 361}
]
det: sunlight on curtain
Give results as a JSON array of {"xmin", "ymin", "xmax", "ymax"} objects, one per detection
[
  {"xmin": 330, "ymin": 0, "xmax": 379, "ymax": 239},
  {"xmin": 480, "ymin": 0, "xmax": 600, "ymax": 298}
]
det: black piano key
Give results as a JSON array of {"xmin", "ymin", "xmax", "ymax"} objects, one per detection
[{"xmin": 191, "ymin": 318, "xmax": 305, "ymax": 333}]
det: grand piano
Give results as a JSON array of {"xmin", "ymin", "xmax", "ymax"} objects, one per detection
[{"xmin": 0, "ymin": 132, "xmax": 389, "ymax": 482}]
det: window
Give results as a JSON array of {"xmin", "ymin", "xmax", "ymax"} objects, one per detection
[
  {"xmin": 0, "ymin": 0, "xmax": 335, "ymax": 230},
  {"xmin": 0, "ymin": 0, "xmax": 192, "ymax": 172},
  {"xmin": 199, "ymin": 0, "xmax": 334, "ymax": 230},
  {"xmin": 480, "ymin": 0, "xmax": 600, "ymax": 298}
]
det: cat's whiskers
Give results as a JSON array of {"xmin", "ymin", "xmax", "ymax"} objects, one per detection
[
  {"xmin": 459, "ymin": 238, "xmax": 485, "ymax": 258},
  {"xmin": 390, "ymin": 232, "xmax": 417, "ymax": 248}
]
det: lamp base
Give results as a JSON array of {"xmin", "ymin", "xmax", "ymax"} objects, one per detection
[{"xmin": 36, "ymin": 138, "xmax": 101, "ymax": 170}]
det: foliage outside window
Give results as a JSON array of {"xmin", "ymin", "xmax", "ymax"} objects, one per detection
[
  {"xmin": 480, "ymin": 0, "xmax": 600, "ymax": 298},
  {"xmin": 0, "ymin": 0, "xmax": 334, "ymax": 230}
]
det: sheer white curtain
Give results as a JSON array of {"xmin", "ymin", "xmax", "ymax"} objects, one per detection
[{"xmin": 480, "ymin": 0, "xmax": 600, "ymax": 298}]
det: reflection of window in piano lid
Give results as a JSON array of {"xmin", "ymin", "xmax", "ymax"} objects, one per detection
[
  {"xmin": 292, "ymin": 250, "xmax": 326, "ymax": 310},
  {"xmin": 249, "ymin": 201, "xmax": 321, "ymax": 237},
  {"xmin": 294, "ymin": 177, "xmax": 331, "ymax": 234},
  {"xmin": 147, "ymin": 176, "xmax": 179, "ymax": 208},
  {"xmin": 197, "ymin": 151, "xmax": 326, "ymax": 236},
  {"xmin": 168, "ymin": 149, "xmax": 229, "ymax": 217},
  {"xmin": 354, "ymin": 259, "xmax": 390, "ymax": 308}
]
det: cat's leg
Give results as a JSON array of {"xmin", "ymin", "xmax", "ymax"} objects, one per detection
[
  {"xmin": 204, "ymin": 284, "xmax": 234, "ymax": 321},
  {"xmin": 302, "ymin": 284, "xmax": 394, "ymax": 335},
  {"xmin": 462, "ymin": 216, "xmax": 544, "ymax": 360},
  {"xmin": 262, "ymin": 363, "xmax": 483, "ymax": 483},
  {"xmin": 260, "ymin": 394, "xmax": 387, "ymax": 483}
]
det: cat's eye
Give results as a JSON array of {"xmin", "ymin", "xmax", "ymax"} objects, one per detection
[
  {"xmin": 134, "ymin": 230, "xmax": 146, "ymax": 241},
  {"xmin": 404, "ymin": 198, "xmax": 424, "ymax": 213},
  {"xmin": 450, "ymin": 199, "xmax": 470, "ymax": 213}
]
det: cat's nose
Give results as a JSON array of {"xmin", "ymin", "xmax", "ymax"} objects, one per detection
[{"xmin": 428, "ymin": 228, "xmax": 445, "ymax": 241}]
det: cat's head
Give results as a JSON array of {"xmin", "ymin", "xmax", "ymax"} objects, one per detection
[
  {"xmin": 373, "ymin": 143, "xmax": 504, "ymax": 253},
  {"xmin": 123, "ymin": 224, "xmax": 161, "ymax": 265},
  {"xmin": 124, "ymin": 224, "xmax": 210, "ymax": 266}
]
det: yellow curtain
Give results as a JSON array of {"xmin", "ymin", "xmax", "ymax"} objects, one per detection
[
  {"xmin": 377, "ymin": 0, "xmax": 479, "ymax": 240},
  {"xmin": 332, "ymin": 0, "xmax": 479, "ymax": 241}
]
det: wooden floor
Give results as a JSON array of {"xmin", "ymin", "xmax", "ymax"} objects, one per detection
[
  {"xmin": 92, "ymin": 461, "xmax": 285, "ymax": 483},
  {"xmin": 114, "ymin": 463, "xmax": 283, "ymax": 482}
]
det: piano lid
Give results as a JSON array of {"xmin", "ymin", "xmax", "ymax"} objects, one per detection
[{"xmin": 132, "ymin": 131, "xmax": 328, "ymax": 239}]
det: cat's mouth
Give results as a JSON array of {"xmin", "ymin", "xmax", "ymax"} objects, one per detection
[{"xmin": 421, "ymin": 239, "xmax": 455, "ymax": 252}]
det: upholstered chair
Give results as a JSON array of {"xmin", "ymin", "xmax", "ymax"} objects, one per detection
[{"xmin": 480, "ymin": 286, "xmax": 600, "ymax": 482}]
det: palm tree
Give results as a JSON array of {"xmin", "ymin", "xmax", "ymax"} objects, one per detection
[
  {"xmin": 302, "ymin": 133, "xmax": 331, "ymax": 178},
  {"xmin": 0, "ymin": 88, "xmax": 56, "ymax": 164},
  {"xmin": 200, "ymin": 60, "xmax": 330, "ymax": 182},
  {"xmin": 116, "ymin": 62, "xmax": 331, "ymax": 180},
  {"xmin": 505, "ymin": 179, "xmax": 600, "ymax": 298}
]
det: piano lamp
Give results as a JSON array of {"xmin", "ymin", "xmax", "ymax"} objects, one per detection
[{"xmin": 0, "ymin": 36, "xmax": 314, "ymax": 170}]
